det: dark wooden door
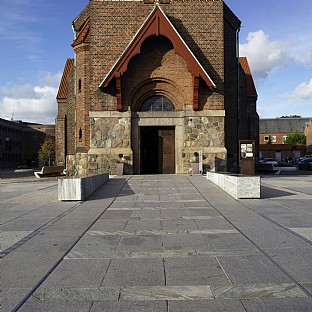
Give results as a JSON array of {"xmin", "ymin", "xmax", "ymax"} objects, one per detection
[{"xmin": 158, "ymin": 129, "xmax": 175, "ymax": 174}]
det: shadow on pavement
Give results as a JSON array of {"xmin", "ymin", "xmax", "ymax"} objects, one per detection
[
  {"xmin": 260, "ymin": 185, "xmax": 295, "ymax": 199},
  {"xmin": 86, "ymin": 177, "xmax": 134, "ymax": 201}
]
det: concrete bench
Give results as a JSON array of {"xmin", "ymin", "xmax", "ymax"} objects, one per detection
[
  {"xmin": 34, "ymin": 166, "xmax": 65, "ymax": 178},
  {"xmin": 207, "ymin": 172, "xmax": 260, "ymax": 199},
  {"xmin": 58, "ymin": 173, "xmax": 109, "ymax": 201}
]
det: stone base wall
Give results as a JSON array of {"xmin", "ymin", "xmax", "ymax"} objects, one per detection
[
  {"xmin": 181, "ymin": 152, "xmax": 227, "ymax": 174},
  {"xmin": 66, "ymin": 152, "xmax": 133, "ymax": 177}
]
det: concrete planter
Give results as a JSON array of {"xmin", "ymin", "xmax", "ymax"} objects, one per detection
[
  {"xmin": 58, "ymin": 173, "xmax": 109, "ymax": 201},
  {"xmin": 207, "ymin": 172, "xmax": 260, "ymax": 199}
]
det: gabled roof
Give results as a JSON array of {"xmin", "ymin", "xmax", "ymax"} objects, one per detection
[
  {"xmin": 57, "ymin": 58, "xmax": 74, "ymax": 100},
  {"xmin": 240, "ymin": 57, "xmax": 257, "ymax": 98},
  {"xmin": 99, "ymin": 5, "xmax": 215, "ymax": 89},
  {"xmin": 260, "ymin": 118, "xmax": 312, "ymax": 133},
  {"xmin": 72, "ymin": 18, "xmax": 90, "ymax": 47}
]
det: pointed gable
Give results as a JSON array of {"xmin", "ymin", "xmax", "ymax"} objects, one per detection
[
  {"xmin": 57, "ymin": 58, "xmax": 74, "ymax": 100},
  {"xmin": 72, "ymin": 18, "xmax": 90, "ymax": 47},
  {"xmin": 99, "ymin": 5, "xmax": 215, "ymax": 90},
  {"xmin": 240, "ymin": 57, "xmax": 257, "ymax": 98}
]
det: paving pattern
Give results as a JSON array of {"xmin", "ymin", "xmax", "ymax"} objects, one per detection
[{"xmin": 1, "ymin": 174, "xmax": 312, "ymax": 311}]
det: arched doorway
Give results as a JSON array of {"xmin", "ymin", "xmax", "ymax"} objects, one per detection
[{"xmin": 139, "ymin": 95, "xmax": 175, "ymax": 174}]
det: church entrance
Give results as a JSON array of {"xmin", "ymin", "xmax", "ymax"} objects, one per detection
[{"xmin": 140, "ymin": 126, "xmax": 175, "ymax": 174}]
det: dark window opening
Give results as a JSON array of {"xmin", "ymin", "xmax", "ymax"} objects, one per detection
[
  {"xmin": 140, "ymin": 95, "xmax": 174, "ymax": 112},
  {"xmin": 79, "ymin": 127, "xmax": 82, "ymax": 142}
]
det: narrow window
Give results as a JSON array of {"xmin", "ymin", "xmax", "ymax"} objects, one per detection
[{"xmin": 79, "ymin": 127, "xmax": 82, "ymax": 142}]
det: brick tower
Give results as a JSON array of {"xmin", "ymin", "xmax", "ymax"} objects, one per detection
[{"xmin": 56, "ymin": 0, "xmax": 258, "ymax": 176}]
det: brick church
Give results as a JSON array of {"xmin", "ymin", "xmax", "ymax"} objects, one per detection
[{"xmin": 56, "ymin": 0, "xmax": 258, "ymax": 176}]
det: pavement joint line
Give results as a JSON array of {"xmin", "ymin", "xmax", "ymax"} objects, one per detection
[
  {"xmin": 188, "ymin": 176, "xmax": 312, "ymax": 300},
  {"xmin": 64, "ymin": 248, "xmax": 261, "ymax": 260},
  {"xmin": 99, "ymin": 216, "xmax": 224, "ymax": 221},
  {"xmin": 28, "ymin": 283, "xmax": 307, "ymax": 302},
  {"xmin": 85, "ymin": 228, "xmax": 238, "ymax": 236},
  {"xmin": 108, "ymin": 206, "xmax": 215, "ymax": 210}
]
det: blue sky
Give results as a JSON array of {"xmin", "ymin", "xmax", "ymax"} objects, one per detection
[{"xmin": 0, "ymin": 0, "xmax": 311, "ymax": 124}]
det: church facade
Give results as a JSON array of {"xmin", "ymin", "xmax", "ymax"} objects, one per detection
[{"xmin": 56, "ymin": 0, "xmax": 258, "ymax": 176}]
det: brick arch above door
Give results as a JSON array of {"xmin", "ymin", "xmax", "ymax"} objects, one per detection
[{"xmin": 128, "ymin": 78, "xmax": 186, "ymax": 112}]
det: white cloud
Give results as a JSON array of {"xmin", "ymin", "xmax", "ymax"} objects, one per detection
[
  {"xmin": 0, "ymin": 73, "xmax": 61, "ymax": 124},
  {"xmin": 40, "ymin": 72, "xmax": 62, "ymax": 86},
  {"xmin": 240, "ymin": 30, "xmax": 312, "ymax": 84},
  {"xmin": 240, "ymin": 30, "xmax": 291, "ymax": 81},
  {"xmin": 283, "ymin": 78, "xmax": 312, "ymax": 102}
]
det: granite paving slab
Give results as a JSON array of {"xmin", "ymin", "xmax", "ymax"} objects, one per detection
[
  {"xmin": 120, "ymin": 285, "xmax": 213, "ymax": 300},
  {"xmin": 241, "ymin": 297, "xmax": 312, "ymax": 312},
  {"xmin": 168, "ymin": 299, "xmax": 246, "ymax": 312},
  {"xmin": 203, "ymin": 233, "xmax": 256, "ymax": 250},
  {"xmin": 101, "ymin": 258, "xmax": 165, "ymax": 287},
  {"xmin": 91, "ymin": 301, "xmax": 168, "ymax": 312},
  {"xmin": 124, "ymin": 219, "xmax": 162, "ymax": 231},
  {"xmin": 212, "ymin": 282, "xmax": 307, "ymax": 299},
  {"xmin": 162, "ymin": 233, "xmax": 209, "ymax": 250},
  {"xmin": 116, "ymin": 235, "xmax": 163, "ymax": 252},
  {"xmin": 88, "ymin": 219, "xmax": 128, "ymax": 232},
  {"xmin": 217, "ymin": 255, "xmax": 291, "ymax": 284},
  {"xmin": 39, "ymin": 259, "xmax": 111, "ymax": 287},
  {"xmin": 30, "ymin": 287, "xmax": 120, "ymax": 301},
  {"xmin": 19, "ymin": 301, "xmax": 93, "ymax": 312},
  {"xmin": 161, "ymin": 219, "xmax": 199, "ymax": 231},
  {"xmin": 165, "ymin": 257, "xmax": 230, "ymax": 286}
]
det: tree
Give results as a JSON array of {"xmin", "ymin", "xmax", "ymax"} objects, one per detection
[
  {"xmin": 38, "ymin": 137, "xmax": 55, "ymax": 166},
  {"xmin": 285, "ymin": 130, "xmax": 306, "ymax": 146}
]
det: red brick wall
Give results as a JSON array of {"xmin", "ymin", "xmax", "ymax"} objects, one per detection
[{"xmin": 88, "ymin": 0, "xmax": 226, "ymax": 112}]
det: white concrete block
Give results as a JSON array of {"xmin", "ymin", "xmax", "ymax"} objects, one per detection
[
  {"xmin": 58, "ymin": 173, "xmax": 109, "ymax": 201},
  {"xmin": 206, "ymin": 172, "xmax": 260, "ymax": 199}
]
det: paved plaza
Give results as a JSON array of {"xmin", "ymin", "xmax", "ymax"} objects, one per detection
[{"xmin": 1, "ymin": 172, "xmax": 312, "ymax": 311}]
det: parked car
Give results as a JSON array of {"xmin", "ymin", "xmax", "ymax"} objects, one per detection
[
  {"xmin": 262, "ymin": 158, "xmax": 279, "ymax": 166},
  {"xmin": 298, "ymin": 158, "xmax": 312, "ymax": 171}
]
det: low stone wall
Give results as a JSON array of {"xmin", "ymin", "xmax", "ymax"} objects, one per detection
[
  {"xmin": 207, "ymin": 172, "xmax": 260, "ymax": 199},
  {"xmin": 58, "ymin": 173, "xmax": 109, "ymax": 201}
]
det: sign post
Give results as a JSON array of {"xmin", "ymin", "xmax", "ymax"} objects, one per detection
[{"xmin": 239, "ymin": 140, "xmax": 255, "ymax": 176}]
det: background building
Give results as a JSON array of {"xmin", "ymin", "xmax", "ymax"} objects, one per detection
[
  {"xmin": 0, "ymin": 118, "xmax": 55, "ymax": 168},
  {"xmin": 259, "ymin": 117, "xmax": 311, "ymax": 162},
  {"xmin": 56, "ymin": 0, "xmax": 259, "ymax": 176}
]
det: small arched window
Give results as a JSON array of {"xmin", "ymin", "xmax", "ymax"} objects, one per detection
[{"xmin": 140, "ymin": 95, "xmax": 174, "ymax": 112}]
